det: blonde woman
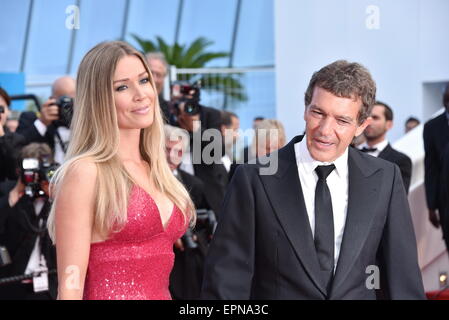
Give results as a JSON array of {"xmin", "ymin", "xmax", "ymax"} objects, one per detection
[
  {"xmin": 47, "ymin": 41, "xmax": 195, "ymax": 300},
  {"xmin": 250, "ymin": 119, "xmax": 286, "ymax": 159}
]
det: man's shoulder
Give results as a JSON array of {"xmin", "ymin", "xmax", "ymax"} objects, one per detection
[
  {"xmin": 350, "ymin": 146, "xmax": 397, "ymax": 172},
  {"xmin": 178, "ymin": 168, "xmax": 204, "ymax": 187},
  {"xmin": 18, "ymin": 111, "xmax": 38, "ymax": 121},
  {"xmin": 424, "ymin": 112, "xmax": 446, "ymax": 130},
  {"xmin": 381, "ymin": 145, "xmax": 412, "ymax": 164}
]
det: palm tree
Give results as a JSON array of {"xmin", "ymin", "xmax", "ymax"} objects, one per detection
[{"xmin": 130, "ymin": 34, "xmax": 247, "ymax": 105}]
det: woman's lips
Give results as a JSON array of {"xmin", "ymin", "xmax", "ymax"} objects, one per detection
[{"xmin": 131, "ymin": 106, "xmax": 150, "ymax": 114}]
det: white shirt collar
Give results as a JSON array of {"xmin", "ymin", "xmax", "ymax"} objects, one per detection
[
  {"xmin": 296, "ymin": 136, "xmax": 348, "ymax": 179},
  {"xmin": 359, "ymin": 139, "xmax": 389, "ymax": 153}
]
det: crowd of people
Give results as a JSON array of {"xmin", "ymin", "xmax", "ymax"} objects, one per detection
[{"xmin": 0, "ymin": 39, "xmax": 447, "ymax": 300}]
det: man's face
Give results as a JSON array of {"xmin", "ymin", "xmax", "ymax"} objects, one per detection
[
  {"xmin": 364, "ymin": 105, "xmax": 392, "ymax": 141},
  {"xmin": 304, "ymin": 86, "xmax": 370, "ymax": 162},
  {"xmin": 165, "ymin": 139, "xmax": 184, "ymax": 171},
  {"xmin": 222, "ymin": 116, "xmax": 240, "ymax": 147},
  {"xmin": 148, "ymin": 59, "xmax": 167, "ymax": 96},
  {"xmin": 405, "ymin": 120, "xmax": 419, "ymax": 133}
]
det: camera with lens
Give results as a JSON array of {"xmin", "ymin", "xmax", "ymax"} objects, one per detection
[
  {"xmin": 21, "ymin": 156, "xmax": 58, "ymax": 199},
  {"xmin": 170, "ymin": 81, "xmax": 202, "ymax": 116},
  {"xmin": 51, "ymin": 95, "xmax": 74, "ymax": 128},
  {"xmin": 181, "ymin": 209, "xmax": 217, "ymax": 250}
]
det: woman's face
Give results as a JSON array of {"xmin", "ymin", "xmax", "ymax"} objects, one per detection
[
  {"xmin": 113, "ymin": 55, "xmax": 156, "ymax": 130},
  {"xmin": 0, "ymin": 95, "xmax": 9, "ymax": 127}
]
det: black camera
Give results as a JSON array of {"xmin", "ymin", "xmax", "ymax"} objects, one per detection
[
  {"xmin": 21, "ymin": 156, "xmax": 58, "ymax": 199},
  {"xmin": 171, "ymin": 82, "xmax": 202, "ymax": 116},
  {"xmin": 52, "ymin": 95, "xmax": 74, "ymax": 128},
  {"xmin": 181, "ymin": 209, "xmax": 217, "ymax": 250}
]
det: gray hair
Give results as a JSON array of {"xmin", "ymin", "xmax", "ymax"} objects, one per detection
[
  {"xmin": 164, "ymin": 124, "xmax": 190, "ymax": 151},
  {"xmin": 145, "ymin": 52, "xmax": 169, "ymax": 71}
]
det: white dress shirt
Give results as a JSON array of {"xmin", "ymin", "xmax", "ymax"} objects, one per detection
[
  {"xmin": 294, "ymin": 137, "xmax": 349, "ymax": 271},
  {"xmin": 179, "ymin": 150, "xmax": 195, "ymax": 175},
  {"xmin": 358, "ymin": 139, "xmax": 389, "ymax": 158},
  {"xmin": 24, "ymin": 198, "xmax": 47, "ymax": 275},
  {"xmin": 221, "ymin": 154, "xmax": 232, "ymax": 173},
  {"xmin": 34, "ymin": 119, "xmax": 70, "ymax": 164}
]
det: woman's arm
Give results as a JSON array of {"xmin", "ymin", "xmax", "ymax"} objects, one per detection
[{"xmin": 54, "ymin": 159, "xmax": 97, "ymax": 300}]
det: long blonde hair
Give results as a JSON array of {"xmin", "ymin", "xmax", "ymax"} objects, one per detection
[{"xmin": 47, "ymin": 41, "xmax": 195, "ymax": 242}]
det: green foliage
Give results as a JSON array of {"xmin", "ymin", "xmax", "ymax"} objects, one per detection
[{"xmin": 131, "ymin": 34, "xmax": 247, "ymax": 104}]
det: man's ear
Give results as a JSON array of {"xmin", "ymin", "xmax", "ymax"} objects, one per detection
[
  {"xmin": 386, "ymin": 120, "xmax": 393, "ymax": 131},
  {"xmin": 355, "ymin": 116, "xmax": 372, "ymax": 137},
  {"xmin": 303, "ymin": 106, "xmax": 309, "ymax": 122}
]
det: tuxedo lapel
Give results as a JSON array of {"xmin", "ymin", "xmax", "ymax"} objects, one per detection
[
  {"xmin": 258, "ymin": 136, "xmax": 327, "ymax": 296},
  {"xmin": 377, "ymin": 144, "xmax": 393, "ymax": 160},
  {"xmin": 331, "ymin": 147, "xmax": 383, "ymax": 294}
]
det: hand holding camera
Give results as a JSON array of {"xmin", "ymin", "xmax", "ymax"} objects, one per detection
[
  {"xmin": 170, "ymin": 82, "xmax": 202, "ymax": 132},
  {"xmin": 39, "ymin": 96, "xmax": 74, "ymax": 128},
  {"xmin": 39, "ymin": 98, "xmax": 59, "ymax": 127}
]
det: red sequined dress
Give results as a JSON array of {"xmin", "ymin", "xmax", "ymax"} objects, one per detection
[{"xmin": 83, "ymin": 185, "xmax": 187, "ymax": 300}]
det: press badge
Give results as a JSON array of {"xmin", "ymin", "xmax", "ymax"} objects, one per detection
[{"xmin": 33, "ymin": 256, "xmax": 49, "ymax": 293}]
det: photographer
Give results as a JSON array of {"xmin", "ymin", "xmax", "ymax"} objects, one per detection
[
  {"xmin": 17, "ymin": 76, "xmax": 75, "ymax": 165},
  {"xmin": 164, "ymin": 124, "xmax": 215, "ymax": 300},
  {"xmin": 170, "ymin": 82, "xmax": 228, "ymax": 218},
  {"xmin": 0, "ymin": 143, "xmax": 57, "ymax": 300},
  {"xmin": 0, "ymin": 87, "xmax": 26, "ymax": 183}
]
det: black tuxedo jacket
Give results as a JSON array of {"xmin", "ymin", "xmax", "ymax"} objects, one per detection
[
  {"xmin": 378, "ymin": 144, "xmax": 412, "ymax": 194},
  {"xmin": 0, "ymin": 183, "xmax": 57, "ymax": 299},
  {"xmin": 423, "ymin": 112, "xmax": 449, "ymax": 211},
  {"xmin": 201, "ymin": 135, "xmax": 425, "ymax": 300},
  {"xmin": 189, "ymin": 105, "xmax": 228, "ymax": 218},
  {"xmin": 16, "ymin": 111, "xmax": 57, "ymax": 150},
  {"xmin": 177, "ymin": 168, "xmax": 210, "ymax": 210}
]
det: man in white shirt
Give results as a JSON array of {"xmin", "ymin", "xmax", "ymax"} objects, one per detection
[
  {"xmin": 359, "ymin": 101, "xmax": 412, "ymax": 193},
  {"xmin": 201, "ymin": 60, "xmax": 424, "ymax": 300},
  {"xmin": 17, "ymin": 76, "xmax": 76, "ymax": 164},
  {"xmin": 220, "ymin": 111, "xmax": 240, "ymax": 173}
]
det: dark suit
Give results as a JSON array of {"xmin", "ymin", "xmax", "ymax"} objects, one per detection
[
  {"xmin": 170, "ymin": 169, "xmax": 211, "ymax": 300},
  {"xmin": 423, "ymin": 112, "xmax": 449, "ymax": 250},
  {"xmin": 16, "ymin": 111, "xmax": 57, "ymax": 151},
  {"xmin": 0, "ymin": 182, "xmax": 57, "ymax": 300},
  {"xmin": 189, "ymin": 106, "xmax": 228, "ymax": 219},
  {"xmin": 201, "ymin": 135, "xmax": 425, "ymax": 300},
  {"xmin": 177, "ymin": 169, "xmax": 210, "ymax": 210},
  {"xmin": 0, "ymin": 126, "xmax": 25, "ymax": 182},
  {"xmin": 378, "ymin": 144, "xmax": 412, "ymax": 194}
]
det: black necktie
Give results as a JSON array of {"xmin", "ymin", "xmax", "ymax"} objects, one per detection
[
  {"xmin": 361, "ymin": 147, "xmax": 377, "ymax": 153},
  {"xmin": 314, "ymin": 164, "xmax": 336, "ymax": 294}
]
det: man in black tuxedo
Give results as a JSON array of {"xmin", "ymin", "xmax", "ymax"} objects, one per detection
[
  {"xmin": 174, "ymin": 91, "xmax": 228, "ymax": 218},
  {"xmin": 359, "ymin": 101, "xmax": 412, "ymax": 193},
  {"xmin": 16, "ymin": 76, "xmax": 75, "ymax": 165},
  {"xmin": 423, "ymin": 84, "xmax": 449, "ymax": 252},
  {"xmin": 164, "ymin": 124, "xmax": 212, "ymax": 300},
  {"xmin": 201, "ymin": 60, "xmax": 425, "ymax": 300},
  {"xmin": 0, "ymin": 143, "xmax": 57, "ymax": 300}
]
